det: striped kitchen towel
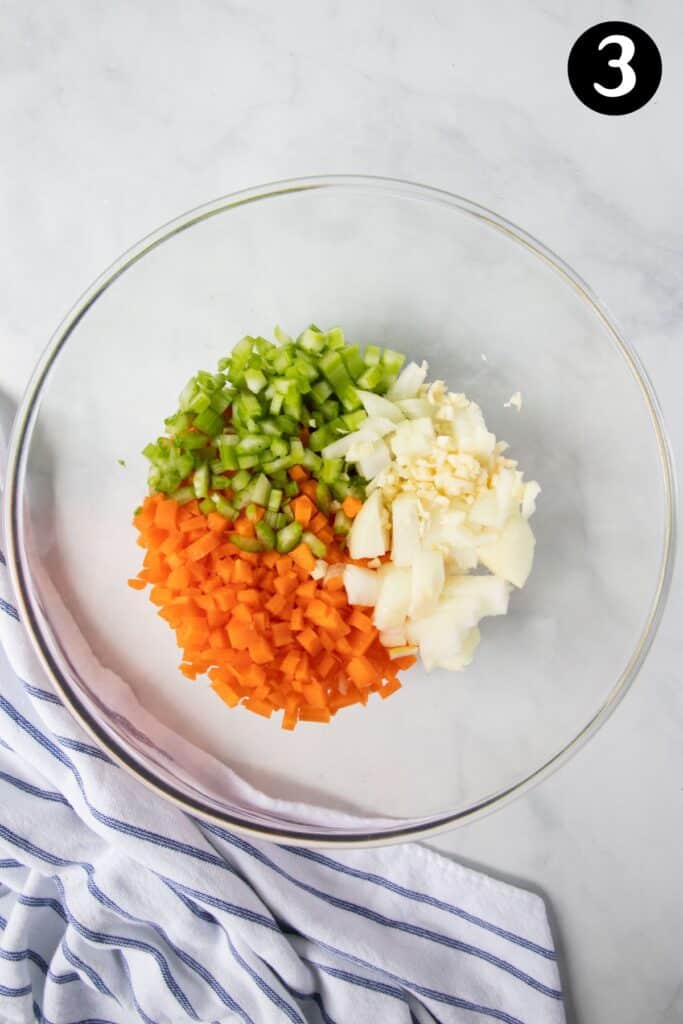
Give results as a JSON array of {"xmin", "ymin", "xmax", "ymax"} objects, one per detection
[{"xmin": 0, "ymin": 552, "xmax": 565, "ymax": 1023}]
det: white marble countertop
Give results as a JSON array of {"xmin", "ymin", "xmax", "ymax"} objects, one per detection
[{"xmin": 2, "ymin": 2, "xmax": 682, "ymax": 1020}]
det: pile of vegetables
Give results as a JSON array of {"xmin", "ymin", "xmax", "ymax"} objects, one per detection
[{"xmin": 130, "ymin": 326, "xmax": 539, "ymax": 728}]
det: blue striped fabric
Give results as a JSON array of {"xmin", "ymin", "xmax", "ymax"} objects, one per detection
[{"xmin": 0, "ymin": 555, "xmax": 566, "ymax": 1023}]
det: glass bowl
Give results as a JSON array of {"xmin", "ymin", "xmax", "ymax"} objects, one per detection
[{"xmin": 4, "ymin": 176, "xmax": 675, "ymax": 846}]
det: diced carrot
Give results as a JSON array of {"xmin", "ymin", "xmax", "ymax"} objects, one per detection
[
  {"xmin": 288, "ymin": 465, "xmax": 308, "ymax": 482},
  {"xmin": 291, "ymin": 495, "xmax": 315, "ymax": 528},
  {"xmin": 127, "ymin": 577, "xmax": 146, "ymax": 590},
  {"xmin": 342, "ymin": 496, "xmax": 363, "ymax": 519},
  {"xmin": 207, "ymin": 512, "xmax": 229, "ymax": 533},
  {"xmin": 291, "ymin": 543, "xmax": 315, "ymax": 573},
  {"xmin": 167, "ymin": 565, "xmax": 191, "ymax": 590},
  {"xmin": 299, "ymin": 706, "xmax": 331, "ymax": 723},
  {"xmin": 186, "ymin": 532, "xmax": 221, "ymax": 562}
]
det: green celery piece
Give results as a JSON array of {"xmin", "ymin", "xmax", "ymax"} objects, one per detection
[
  {"xmin": 331, "ymin": 478, "xmax": 350, "ymax": 501},
  {"xmin": 194, "ymin": 408, "xmax": 223, "ymax": 436},
  {"xmin": 235, "ymin": 435, "xmax": 270, "ymax": 454},
  {"xmin": 211, "ymin": 459, "xmax": 226, "ymax": 476},
  {"xmin": 382, "ymin": 348, "xmax": 406, "ymax": 375},
  {"xmin": 261, "ymin": 455, "xmax": 290, "ymax": 474},
  {"xmin": 283, "ymin": 390, "xmax": 303, "ymax": 420},
  {"xmin": 237, "ymin": 393, "xmax": 262, "ymax": 420},
  {"xmin": 245, "ymin": 368, "xmax": 267, "ymax": 394},
  {"xmin": 341, "ymin": 344, "xmax": 365, "ymax": 380},
  {"xmin": 320, "ymin": 458, "xmax": 343, "ymax": 484},
  {"xmin": 147, "ymin": 465, "xmax": 161, "ymax": 489},
  {"xmin": 267, "ymin": 488, "xmax": 283, "ymax": 511},
  {"xmin": 269, "ymin": 392, "xmax": 284, "ymax": 415},
  {"xmin": 178, "ymin": 377, "xmax": 198, "ymax": 411},
  {"xmin": 254, "ymin": 336, "xmax": 276, "ymax": 357},
  {"xmin": 265, "ymin": 510, "xmax": 289, "ymax": 530},
  {"xmin": 343, "ymin": 409, "xmax": 367, "ymax": 431},
  {"xmin": 270, "ymin": 469, "xmax": 288, "ymax": 487},
  {"xmin": 260, "ymin": 418, "xmax": 281, "ymax": 436},
  {"xmin": 211, "ymin": 474, "xmax": 231, "ymax": 490},
  {"xmin": 174, "ymin": 487, "xmax": 196, "ymax": 505},
  {"xmin": 175, "ymin": 430, "xmax": 209, "ymax": 450},
  {"xmin": 275, "ymin": 414, "xmax": 298, "ymax": 434},
  {"xmin": 272, "ymin": 347, "xmax": 294, "ymax": 374},
  {"xmin": 210, "ymin": 388, "xmax": 233, "ymax": 414},
  {"xmin": 270, "ymin": 437, "xmax": 289, "ymax": 458},
  {"xmin": 356, "ymin": 364, "xmax": 384, "ymax": 390},
  {"xmin": 218, "ymin": 444, "xmax": 238, "ymax": 471},
  {"xmin": 250, "ymin": 474, "xmax": 271, "ymax": 506},
  {"xmin": 217, "ymin": 355, "xmax": 231, "ymax": 372},
  {"xmin": 193, "ymin": 464, "xmax": 209, "ymax": 499},
  {"xmin": 173, "ymin": 453, "xmax": 195, "ymax": 480},
  {"xmin": 237, "ymin": 453, "xmax": 260, "ymax": 470},
  {"xmin": 315, "ymin": 481, "xmax": 331, "ymax": 514},
  {"xmin": 284, "ymin": 480, "xmax": 299, "ymax": 497},
  {"xmin": 325, "ymin": 327, "xmax": 345, "ymax": 350},
  {"xmin": 288, "ymin": 439, "xmax": 305, "ymax": 465},
  {"xmin": 255, "ymin": 520, "xmax": 276, "ymax": 549},
  {"xmin": 302, "ymin": 531, "xmax": 326, "ymax": 558},
  {"xmin": 274, "ymin": 325, "xmax": 293, "ymax": 345},
  {"xmin": 276, "ymin": 521, "xmax": 303, "ymax": 554},
  {"xmin": 230, "ymin": 535, "xmax": 263, "ymax": 553},
  {"xmin": 231, "ymin": 469, "xmax": 251, "ymax": 492},
  {"xmin": 164, "ymin": 411, "xmax": 190, "ymax": 433},
  {"xmin": 199, "ymin": 497, "xmax": 216, "ymax": 515},
  {"xmin": 213, "ymin": 494, "xmax": 234, "ymax": 519},
  {"xmin": 302, "ymin": 449, "xmax": 322, "ymax": 473},
  {"xmin": 246, "ymin": 503, "xmax": 259, "ymax": 522},
  {"xmin": 310, "ymin": 379, "xmax": 333, "ymax": 407},
  {"xmin": 364, "ymin": 344, "xmax": 381, "ymax": 366},
  {"xmin": 308, "ymin": 425, "xmax": 333, "ymax": 452},
  {"xmin": 320, "ymin": 398, "xmax": 340, "ymax": 421},
  {"xmin": 142, "ymin": 442, "xmax": 161, "ymax": 462},
  {"xmin": 188, "ymin": 391, "xmax": 212, "ymax": 414},
  {"xmin": 334, "ymin": 509, "xmax": 353, "ymax": 535},
  {"xmin": 298, "ymin": 328, "xmax": 327, "ymax": 354}
]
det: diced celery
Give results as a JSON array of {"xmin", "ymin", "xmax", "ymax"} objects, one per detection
[
  {"xmin": 270, "ymin": 437, "xmax": 289, "ymax": 458},
  {"xmin": 274, "ymin": 325, "xmax": 293, "ymax": 345},
  {"xmin": 309, "ymin": 425, "xmax": 334, "ymax": 451},
  {"xmin": 174, "ymin": 487, "xmax": 196, "ymax": 505},
  {"xmin": 188, "ymin": 391, "xmax": 211, "ymax": 415},
  {"xmin": 320, "ymin": 399, "xmax": 340, "ymax": 421},
  {"xmin": 302, "ymin": 531, "xmax": 326, "ymax": 558},
  {"xmin": 261, "ymin": 456, "xmax": 290, "ymax": 474},
  {"xmin": 364, "ymin": 344, "xmax": 381, "ymax": 366},
  {"xmin": 230, "ymin": 535, "xmax": 262, "ymax": 553},
  {"xmin": 193, "ymin": 463, "xmax": 209, "ymax": 499},
  {"xmin": 342, "ymin": 409, "xmax": 367, "ymax": 431},
  {"xmin": 298, "ymin": 328, "xmax": 327, "ymax": 354},
  {"xmin": 142, "ymin": 442, "xmax": 161, "ymax": 462},
  {"xmin": 213, "ymin": 494, "xmax": 234, "ymax": 518},
  {"xmin": 200, "ymin": 497, "xmax": 216, "ymax": 515},
  {"xmin": 255, "ymin": 520, "xmax": 276, "ymax": 549},
  {"xmin": 302, "ymin": 449, "xmax": 322, "ymax": 473},
  {"xmin": 310, "ymin": 379, "xmax": 333, "ymax": 407},
  {"xmin": 245, "ymin": 368, "xmax": 267, "ymax": 394},
  {"xmin": 320, "ymin": 458, "xmax": 343, "ymax": 484},
  {"xmin": 341, "ymin": 344, "xmax": 365, "ymax": 380},
  {"xmin": 382, "ymin": 348, "xmax": 405, "ymax": 375},
  {"xmin": 315, "ymin": 481, "xmax": 331, "ymax": 514},
  {"xmin": 276, "ymin": 521, "xmax": 303, "ymax": 554},
  {"xmin": 174, "ymin": 430, "xmax": 208, "ymax": 451},
  {"xmin": 331, "ymin": 478, "xmax": 350, "ymax": 501},
  {"xmin": 231, "ymin": 469, "xmax": 251, "ymax": 492},
  {"xmin": 289, "ymin": 438, "xmax": 305, "ymax": 464},
  {"xmin": 275, "ymin": 414, "xmax": 298, "ymax": 434},
  {"xmin": 237, "ymin": 454, "xmax": 260, "ymax": 470},
  {"xmin": 246, "ymin": 503, "xmax": 259, "ymax": 522},
  {"xmin": 356, "ymin": 364, "xmax": 384, "ymax": 390},
  {"xmin": 250, "ymin": 474, "xmax": 271, "ymax": 506},
  {"xmin": 333, "ymin": 509, "xmax": 353, "ymax": 534},
  {"xmin": 325, "ymin": 327, "xmax": 345, "ymax": 349},
  {"xmin": 211, "ymin": 474, "xmax": 231, "ymax": 490},
  {"xmin": 194, "ymin": 408, "xmax": 223, "ymax": 436},
  {"xmin": 284, "ymin": 480, "xmax": 299, "ymax": 497},
  {"xmin": 218, "ymin": 444, "xmax": 238, "ymax": 471},
  {"xmin": 236, "ymin": 435, "xmax": 270, "ymax": 454},
  {"xmin": 268, "ymin": 488, "xmax": 283, "ymax": 511}
]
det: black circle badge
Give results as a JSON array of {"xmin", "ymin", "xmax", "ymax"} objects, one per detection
[{"xmin": 568, "ymin": 22, "xmax": 662, "ymax": 115}]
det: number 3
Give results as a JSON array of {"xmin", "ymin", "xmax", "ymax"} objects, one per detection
[{"xmin": 594, "ymin": 34, "xmax": 637, "ymax": 97}]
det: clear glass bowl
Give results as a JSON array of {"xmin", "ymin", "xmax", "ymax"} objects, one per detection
[{"xmin": 4, "ymin": 176, "xmax": 675, "ymax": 846}]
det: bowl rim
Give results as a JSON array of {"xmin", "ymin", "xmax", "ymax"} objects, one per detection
[{"xmin": 4, "ymin": 173, "xmax": 677, "ymax": 848}]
